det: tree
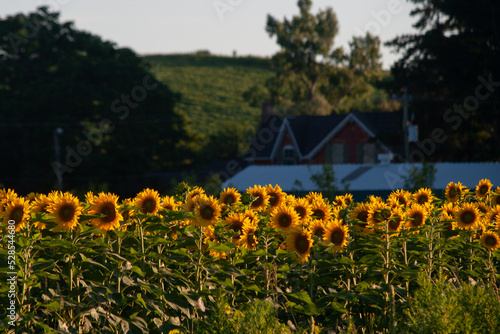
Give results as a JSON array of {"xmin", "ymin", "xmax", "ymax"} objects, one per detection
[
  {"xmin": 386, "ymin": 0, "xmax": 500, "ymax": 161},
  {"xmin": 263, "ymin": 2, "xmax": 399, "ymax": 115},
  {"xmin": 0, "ymin": 7, "xmax": 192, "ymax": 194},
  {"xmin": 265, "ymin": 0, "xmax": 339, "ymax": 103}
]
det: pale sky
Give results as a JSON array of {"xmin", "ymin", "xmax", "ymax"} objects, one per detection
[{"xmin": 1, "ymin": 0, "xmax": 418, "ymax": 69}]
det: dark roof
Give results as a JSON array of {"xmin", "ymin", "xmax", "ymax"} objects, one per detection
[{"xmin": 249, "ymin": 111, "xmax": 403, "ymax": 161}]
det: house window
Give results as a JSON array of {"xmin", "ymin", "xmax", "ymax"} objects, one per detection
[
  {"xmin": 283, "ymin": 146, "xmax": 295, "ymax": 165},
  {"xmin": 355, "ymin": 143, "xmax": 377, "ymax": 163},
  {"xmin": 326, "ymin": 143, "xmax": 350, "ymax": 163}
]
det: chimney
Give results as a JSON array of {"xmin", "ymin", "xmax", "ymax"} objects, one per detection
[{"xmin": 261, "ymin": 100, "xmax": 273, "ymax": 124}]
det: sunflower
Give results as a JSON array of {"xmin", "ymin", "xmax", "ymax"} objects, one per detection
[
  {"xmin": 239, "ymin": 222, "xmax": 258, "ymax": 250},
  {"xmin": 161, "ymin": 195, "xmax": 180, "ymax": 212},
  {"xmin": 305, "ymin": 192, "xmax": 324, "ymax": 203},
  {"xmin": 242, "ymin": 209, "xmax": 260, "ymax": 225},
  {"xmin": 455, "ymin": 203, "xmax": 480, "ymax": 230},
  {"xmin": 120, "ymin": 198, "xmax": 133, "ymax": 224},
  {"xmin": 475, "ymin": 202, "xmax": 489, "ymax": 227},
  {"xmin": 480, "ymin": 231, "xmax": 500, "ymax": 251},
  {"xmin": 444, "ymin": 182, "xmax": 465, "ymax": 203},
  {"xmin": 388, "ymin": 207, "xmax": 404, "ymax": 234},
  {"xmin": 265, "ymin": 184, "xmax": 286, "ymax": 210},
  {"xmin": 367, "ymin": 195, "xmax": 384, "ymax": 204},
  {"xmin": 475, "ymin": 179, "xmax": 492, "ymax": 199},
  {"xmin": 224, "ymin": 212, "xmax": 250, "ymax": 242},
  {"xmin": 286, "ymin": 227, "xmax": 313, "ymax": 263},
  {"xmin": 2, "ymin": 196, "xmax": 30, "ymax": 231},
  {"xmin": 323, "ymin": 220, "xmax": 349, "ymax": 253},
  {"xmin": 0, "ymin": 188, "xmax": 18, "ymax": 209},
  {"xmin": 439, "ymin": 212, "xmax": 456, "ymax": 232},
  {"xmin": 441, "ymin": 202, "xmax": 456, "ymax": 217},
  {"xmin": 310, "ymin": 199, "xmax": 332, "ymax": 222},
  {"xmin": 133, "ymin": 188, "xmax": 161, "ymax": 215},
  {"xmin": 388, "ymin": 189, "xmax": 411, "ymax": 207},
  {"xmin": 349, "ymin": 203, "xmax": 370, "ymax": 231},
  {"xmin": 193, "ymin": 195, "xmax": 222, "ymax": 227},
  {"xmin": 486, "ymin": 205, "xmax": 500, "ymax": 229},
  {"xmin": 367, "ymin": 201, "xmax": 391, "ymax": 229},
  {"xmin": 291, "ymin": 197, "xmax": 313, "ymax": 224},
  {"xmin": 89, "ymin": 193, "xmax": 122, "ymax": 232},
  {"xmin": 414, "ymin": 188, "xmax": 434, "ymax": 206},
  {"xmin": 219, "ymin": 188, "xmax": 241, "ymax": 206},
  {"xmin": 339, "ymin": 194, "xmax": 354, "ymax": 207},
  {"xmin": 30, "ymin": 194, "xmax": 52, "ymax": 230},
  {"xmin": 270, "ymin": 204, "xmax": 300, "ymax": 233},
  {"xmin": 204, "ymin": 225, "xmax": 226, "ymax": 259},
  {"xmin": 47, "ymin": 192, "xmax": 82, "ymax": 232},
  {"xmin": 246, "ymin": 185, "xmax": 269, "ymax": 211},
  {"xmin": 491, "ymin": 187, "xmax": 500, "ymax": 207},
  {"xmin": 186, "ymin": 186, "xmax": 206, "ymax": 201},
  {"xmin": 308, "ymin": 218, "xmax": 327, "ymax": 238},
  {"xmin": 85, "ymin": 191, "xmax": 95, "ymax": 206},
  {"xmin": 405, "ymin": 204, "xmax": 428, "ymax": 229}
]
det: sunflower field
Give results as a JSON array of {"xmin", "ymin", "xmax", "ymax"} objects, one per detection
[{"xmin": 1, "ymin": 180, "xmax": 500, "ymax": 333}]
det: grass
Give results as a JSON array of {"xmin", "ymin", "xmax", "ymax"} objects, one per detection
[{"xmin": 143, "ymin": 54, "xmax": 274, "ymax": 136}]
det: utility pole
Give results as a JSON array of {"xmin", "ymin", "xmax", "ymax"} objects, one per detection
[
  {"xmin": 53, "ymin": 127, "xmax": 64, "ymax": 191},
  {"xmin": 392, "ymin": 88, "xmax": 412, "ymax": 161}
]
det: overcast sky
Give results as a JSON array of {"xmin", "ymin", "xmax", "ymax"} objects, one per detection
[{"xmin": 1, "ymin": 0, "xmax": 418, "ymax": 69}]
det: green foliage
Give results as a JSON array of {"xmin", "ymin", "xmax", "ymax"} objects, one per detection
[
  {"xmin": 144, "ymin": 54, "xmax": 273, "ymax": 137},
  {"xmin": 198, "ymin": 297, "xmax": 291, "ymax": 334},
  {"xmin": 387, "ymin": 0, "xmax": 500, "ymax": 161},
  {"xmin": 403, "ymin": 162, "xmax": 437, "ymax": 191},
  {"xmin": 0, "ymin": 7, "xmax": 190, "ymax": 193},
  {"xmin": 264, "ymin": 2, "xmax": 399, "ymax": 115},
  {"xmin": 404, "ymin": 274, "xmax": 500, "ymax": 333}
]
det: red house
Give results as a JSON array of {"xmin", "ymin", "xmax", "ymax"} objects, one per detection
[{"xmin": 248, "ymin": 109, "xmax": 403, "ymax": 165}]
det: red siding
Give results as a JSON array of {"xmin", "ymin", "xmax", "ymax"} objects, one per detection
[{"xmin": 310, "ymin": 121, "xmax": 371, "ymax": 163}]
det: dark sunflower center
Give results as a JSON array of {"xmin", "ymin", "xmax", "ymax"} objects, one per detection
[
  {"xmin": 163, "ymin": 204, "xmax": 173, "ymax": 211},
  {"xmin": 200, "ymin": 205, "xmax": 214, "ymax": 220},
  {"xmin": 59, "ymin": 203, "xmax": 76, "ymax": 222},
  {"xmin": 9, "ymin": 206, "xmax": 24, "ymax": 224},
  {"xmin": 313, "ymin": 226, "xmax": 325, "ymax": 238},
  {"xmin": 247, "ymin": 232, "xmax": 256, "ymax": 247},
  {"xmin": 312, "ymin": 209, "xmax": 325, "ymax": 220},
  {"xmin": 278, "ymin": 213, "xmax": 292, "ymax": 228},
  {"xmin": 99, "ymin": 203, "xmax": 116, "ymax": 223},
  {"xmin": 389, "ymin": 218, "xmax": 401, "ymax": 231},
  {"xmin": 330, "ymin": 229, "xmax": 345, "ymax": 246},
  {"xmin": 493, "ymin": 196, "xmax": 500, "ymax": 206},
  {"xmin": 295, "ymin": 206, "xmax": 306, "ymax": 218},
  {"xmin": 224, "ymin": 194, "xmax": 236, "ymax": 204},
  {"xmin": 294, "ymin": 235, "xmax": 310, "ymax": 254},
  {"xmin": 142, "ymin": 198, "xmax": 156, "ymax": 213},
  {"xmin": 412, "ymin": 212, "xmax": 424, "ymax": 227},
  {"xmin": 461, "ymin": 211, "xmax": 476, "ymax": 225},
  {"xmin": 268, "ymin": 193, "xmax": 279, "ymax": 207},
  {"xmin": 398, "ymin": 195, "xmax": 407, "ymax": 206},
  {"xmin": 417, "ymin": 194, "xmax": 428, "ymax": 204},
  {"xmin": 251, "ymin": 195, "xmax": 264, "ymax": 208},
  {"xmin": 448, "ymin": 188, "xmax": 457, "ymax": 198},
  {"xmin": 357, "ymin": 210, "xmax": 368, "ymax": 223},
  {"xmin": 479, "ymin": 185, "xmax": 488, "ymax": 195},
  {"xmin": 230, "ymin": 221, "xmax": 243, "ymax": 233},
  {"xmin": 486, "ymin": 235, "xmax": 498, "ymax": 246}
]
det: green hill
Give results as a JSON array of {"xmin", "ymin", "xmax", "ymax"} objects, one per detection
[{"xmin": 143, "ymin": 54, "xmax": 274, "ymax": 137}]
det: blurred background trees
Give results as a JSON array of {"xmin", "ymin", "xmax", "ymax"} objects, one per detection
[{"xmin": 0, "ymin": 7, "xmax": 193, "ymax": 194}]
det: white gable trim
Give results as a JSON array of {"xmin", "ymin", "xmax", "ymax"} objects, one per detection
[{"xmin": 269, "ymin": 117, "xmax": 304, "ymax": 160}]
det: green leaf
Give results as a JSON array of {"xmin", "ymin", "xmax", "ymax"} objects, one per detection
[
  {"xmin": 207, "ymin": 241, "xmax": 233, "ymax": 253},
  {"xmin": 36, "ymin": 300, "xmax": 60, "ymax": 311}
]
